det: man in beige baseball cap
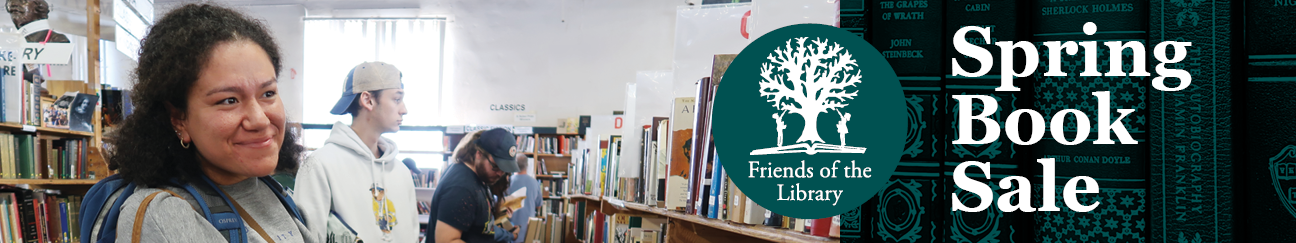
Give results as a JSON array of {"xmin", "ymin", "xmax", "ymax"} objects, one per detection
[{"xmin": 295, "ymin": 61, "xmax": 417, "ymax": 242}]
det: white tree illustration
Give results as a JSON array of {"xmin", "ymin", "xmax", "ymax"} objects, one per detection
[{"xmin": 759, "ymin": 37, "xmax": 862, "ymax": 144}]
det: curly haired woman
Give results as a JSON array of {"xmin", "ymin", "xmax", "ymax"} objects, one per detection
[{"xmin": 106, "ymin": 4, "xmax": 315, "ymax": 243}]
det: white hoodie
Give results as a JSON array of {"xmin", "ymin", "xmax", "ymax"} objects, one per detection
[{"xmin": 295, "ymin": 122, "xmax": 418, "ymax": 243}]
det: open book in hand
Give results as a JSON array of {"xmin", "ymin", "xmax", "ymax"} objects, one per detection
[{"xmin": 494, "ymin": 189, "xmax": 529, "ymax": 229}]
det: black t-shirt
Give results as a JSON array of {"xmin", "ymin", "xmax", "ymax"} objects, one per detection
[{"xmin": 427, "ymin": 162, "xmax": 497, "ymax": 243}]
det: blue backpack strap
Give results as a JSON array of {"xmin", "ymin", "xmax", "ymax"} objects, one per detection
[
  {"xmin": 259, "ymin": 176, "xmax": 306, "ymax": 226},
  {"xmin": 81, "ymin": 174, "xmax": 130, "ymax": 243},
  {"xmin": 190, "ymin": 176, "xmax": 250, "ymax": 243}
]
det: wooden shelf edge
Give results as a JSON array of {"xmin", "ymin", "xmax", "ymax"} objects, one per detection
[
  {"xmin": 0, "ymin": 178, "xmax": 101, "ymax": 185},
  {"xmin": 564, "ymin": 194, "xmax": 602, "ymax": 202},
  {"xmin": 610, "ymin": 201, "xmax": 833, "ymax": 243},
  {"xmin": 0, "ymin": 123, "xmax": 94, "ymax": 137}
]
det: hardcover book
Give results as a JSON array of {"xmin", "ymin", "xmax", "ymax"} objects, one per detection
[{"xmin": 666, "ymin": 97, "xmax": 696, "ymax": 211}]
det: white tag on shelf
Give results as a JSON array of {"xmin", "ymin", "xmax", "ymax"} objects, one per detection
[
  {"xmin": 22, "ymin": 125, "xmax": 35, "ymax": 132},
  {"xmin": 446, "ymin": 126, "xmax": 465, "ymax": 134},
  {"xmin": 515, "ymin": 126, "xmax": 534, "ymax": 134}
]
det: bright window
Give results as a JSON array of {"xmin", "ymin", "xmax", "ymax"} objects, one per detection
[{"xmin": 301, "ymin": 18, "xmax": 448, "ymax": 169}]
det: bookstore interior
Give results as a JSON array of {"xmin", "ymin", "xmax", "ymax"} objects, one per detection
[{"xmin": 0, "ymin": 0, "xmax": 1287, "ymax": 243}]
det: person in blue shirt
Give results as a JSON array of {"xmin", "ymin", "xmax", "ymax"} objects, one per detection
[{"xmin": 506, "ymin": 153, "xmax": 544, "ymax": 243}]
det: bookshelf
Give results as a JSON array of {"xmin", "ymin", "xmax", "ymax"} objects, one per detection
[
  {"xmin": 0, "ymin": 120, "xmax": 105, "ymax": 179},
  {"xmin": 0, "ymin": 179, "xmax": 99, "ymax": 185},
  {"xmin": 535, "ymin": 174, "xmax": 568, "ymax": 179},
  {"xmin": 526, "ymin": 131, "xmax": 579, "ymax": 243},
  {"xmin": 0, "ymin": 0, "xmax": 109, "ymax": 188},
  {"xmin": 564, "ymin": 195, "xmax": 833, "ymax": 243}
]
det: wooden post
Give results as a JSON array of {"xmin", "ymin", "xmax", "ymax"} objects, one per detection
[{"xmin": 87, "ymin": 0, "xmax": 101, "ymax": 147}]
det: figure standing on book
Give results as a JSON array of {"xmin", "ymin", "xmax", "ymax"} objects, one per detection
[
  {"xmin": 101, "ymin": 4, "xmax": 316, "ymax": 243},
  {"xmin": 294, "ymin": 61, "xmax": 418, "ymax": 243},
  {"xmin": 837, "ymin": 111, "xmax": 850, "ymax": 146},
  {"xmin": 506, "ymin": 153, "xmax": 543, "ymax": 243},
  {"xmin": 426, "ymin": 128, "xmax": 521, "ymax": 243},
  {"xmin": 773, "ymin": 112, "xmax": 786, "ymax": 146}
]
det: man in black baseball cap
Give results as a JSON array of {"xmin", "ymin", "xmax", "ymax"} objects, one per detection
[{"xmin": 428, "ymin": 128, "xmax": 521, "ymax": 243}]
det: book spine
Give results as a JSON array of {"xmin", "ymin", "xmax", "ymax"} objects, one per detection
[
  {"xmin": 18, "ymin": 190, "xmax": 33, "ymax": 243},
  {"xmin": 1238, "ymin": 0, "xmax": 1293, "ymax": 241},
  {"xmin": 1, "ymin": 195, "xmax": 9, "ymax": 243},
  {"xmin": 707, "ymin": 157, "xmax": 722, "ymax": 219},
  {"xmin": 687, "ymin": 77, "xmax": 714, "ymax": 215},
  {"xmin": 1031, "ymin": 0, "xmax": 1148, "ymax": 242}
]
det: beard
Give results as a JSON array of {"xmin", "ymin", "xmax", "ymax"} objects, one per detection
[{"xmin": 473, "ymin": 160, "xmax": 499, "ymax": 184}]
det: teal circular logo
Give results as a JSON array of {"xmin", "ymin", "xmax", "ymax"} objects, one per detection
[{"xmin": 714, "ymin": 23, "xmax": 905, "ymax": 219}]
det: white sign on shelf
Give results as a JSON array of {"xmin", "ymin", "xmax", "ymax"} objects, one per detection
[
  {"xmin": 461, "ymin": 125, "xmax": 514, "ymax": 134},
  {"xmin": 446, "ymin": 126, "xmax": 465, "ymax": 134},
  {"xmin": 514, "ymin": 126, "xmax": 534, "ymax": 134},
  {"xmin": 22, "ymin": 43, "xmax": 74, "ymax": 64}
]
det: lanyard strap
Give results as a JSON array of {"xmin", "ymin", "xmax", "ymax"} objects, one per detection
[{"xmin": 218, "ymin": 186, "xmax": 277, "ymax": 243}]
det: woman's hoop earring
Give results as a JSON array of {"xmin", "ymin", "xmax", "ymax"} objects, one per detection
[{"xmin": 176, "ymin": 130, "xmax": 190, "ymax": 149}]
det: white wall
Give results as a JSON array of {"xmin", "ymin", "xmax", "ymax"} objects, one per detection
[
  {"xmin": 152, "ymin": 0, "xmax": 681, "ymax": 126},
  {"xmin": 416, "ymin": 0, "xmax": 678, "ymax": 126}
]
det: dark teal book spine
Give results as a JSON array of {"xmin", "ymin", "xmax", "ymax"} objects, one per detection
[
  {"xmin": 1240, "ymin": 0, "xmax": 1294, "ymax": 241},
  {"xmin": 1148, "ymin": 3, "xmax": 1236, "ymax": 240},
  {"xmin": 1030, "ymin": 0, "xmax": 1149, "ymax": 242}
]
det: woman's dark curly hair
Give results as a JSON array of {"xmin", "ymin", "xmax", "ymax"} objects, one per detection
[{"xmin": 109, "ymin": 3, "xmax": 304, "ymax": 187}]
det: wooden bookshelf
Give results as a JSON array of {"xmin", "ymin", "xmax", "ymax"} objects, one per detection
[
  {"xmin": 0, "ymin": 122, "xmax": 104, "ymax": 186},
  {"xmin": 565, "ymin": 196, "xmax": 833, "ymax": 243},
  {"xmin": 0, "ymin": 0, "xmax": 110, "ymax": 187},
  {"xmin": 0, "ymin": 179, "xmax": 100, "ymax": 185},
  {"xmin": 0, "ymin": 123, "xmax": 95, "ymax": 137},
  {"xmin": 536, "ymin": 174, "xmax": 568, "ymax": 179}
]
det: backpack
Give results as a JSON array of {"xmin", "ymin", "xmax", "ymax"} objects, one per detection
[{"xmin": 78, "ymin": 174, "xmax": 306, "ymax": 243}]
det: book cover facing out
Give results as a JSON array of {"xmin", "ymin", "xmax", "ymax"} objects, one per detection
[{"xmin": 666, "ymin": 97, "xmax": 696, "ymax": 211}]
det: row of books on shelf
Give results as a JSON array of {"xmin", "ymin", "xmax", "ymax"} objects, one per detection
[
  {"xmin": 571, "ymin": 200, "xmax": 667, "ymax": 243},
  {"xmin": 0, "ymin": 186, "xmax": 81, "ymax": 243},
  {"xmin": 521, "ymin": 213, "xmax": 566, "ymax": 243},
  {"xmin": 8, "ymin": 84, "xmax": 102, "ymax": 134},
  {"xmin": 0, "ymin": 134, "xmax": 90, "ymax": 180},
  {"xmin": 540, "ymin": 177, "xmax": 566, "ymax": 198},
  {"xmin": 534, "ymin": 157, "xmax": 566, "ymax": 177},
  {"xmin": 565, "ymin": 54, "xmax": 840, "ymax": 239},
  {"xmin": 413, "ymin": 168, "xmax": 439, "ymax": 188},
  {"xmin": 518, "ymin": 135, "xmax": 579, "ymax": 155}
]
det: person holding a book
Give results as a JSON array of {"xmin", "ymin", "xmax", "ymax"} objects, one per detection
[
  {"xmin": 427, "ymin": 128, "xmax": 521, "ymax": 243},
  {"xmin": 293, "ymin": 61, "xmax": 418, "ymax": 243},
  {"xmin": 505, "ymin": 153, "xmax": 543, "ymax": 243},
  {"xmin": 106, "ymin": 4, "xmax": 316, "ymax": 243}
]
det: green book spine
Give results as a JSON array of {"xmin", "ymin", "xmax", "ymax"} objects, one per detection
[{"xmin": 17, "ymin": 135, "xmax": 28, "ymax": 179}]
